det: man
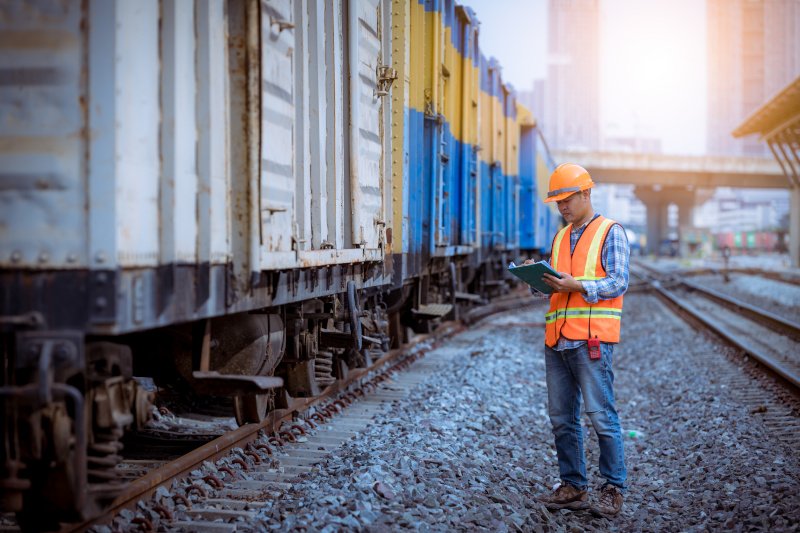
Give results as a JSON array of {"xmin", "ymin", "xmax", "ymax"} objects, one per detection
[{"xmin": 525, "ymin": 163, "xmax": 629, "ymax": 518}]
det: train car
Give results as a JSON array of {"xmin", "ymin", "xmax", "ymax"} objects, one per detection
[
  {"xmin": 714, "ymin": 231, "xmax": 780, "ymax": 253},
  {"xmin": 1, "ymin": 0, "xmax": 398, "ymax": 523},
  {"xmin": 476, "ymin": 54, "xmax": 523, "ymax": 297},
  {"xmin": 389, "ymin": 0, "xmax": 483, "ymax": 329},
  {"xmin": 0, "ymin": 0, "xmax": 549, "ymax": 525},
  {"xmin": 390, "ymin": 0, "xmax": 534, "ymax": 320},
  {"xmin": 755, "ymin": 232, "xmax": 778, "ymax": 251},
  {"xmin": 518, "ymin": 113, "xmax": 562, "ymax": 259},
  {"xmin": 716, "ymin": 232, "xmax": 734, "ymax": 250}
]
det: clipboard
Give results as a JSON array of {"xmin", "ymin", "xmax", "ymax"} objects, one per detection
[{"xmin": 508, "ymin": 260, "xmax": 562, "ymax": 294}]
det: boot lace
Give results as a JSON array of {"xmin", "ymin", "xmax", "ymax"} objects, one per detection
[{"xmin": 598, "ymin": 485, "xmax": 620, "ymax": 507}]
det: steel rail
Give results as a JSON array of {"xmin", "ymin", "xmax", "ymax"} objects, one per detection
[
  {"xmin": 739, "ymin": 268, "xmax": 800, "ymax": 286},
  {"xmin": 633, "ymin": 259, "xmax": 800, "ymax": 287},
  {"xmin": 633, "ymin": 260, "xmax": 800, "ymax": 341},
  {"xmin": 73, "ymin": 294, "xmax": 537, "ymax": 532},
  {"xmin": 679, "ymin": 278, "xmax": 800, "ymax": 343},
  {"xmin": 680, "ymin": 267, "xmax": 800, "ymax": 286},
  {"xmin": 652, "ymin": 284, "xmax": 800, "ymax": 392},
  {"xmin": 633, "ymin": 262, "xmax": 800, "ymax": 390}
]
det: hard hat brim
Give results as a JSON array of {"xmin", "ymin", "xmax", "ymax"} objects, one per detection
[
  {"xmin": 543, "ymin": 183, "xmax": 593, "ymax": 203},
  {"xmin": 543, "ymin": 191, "xmax": 574, "ymax": 203}
]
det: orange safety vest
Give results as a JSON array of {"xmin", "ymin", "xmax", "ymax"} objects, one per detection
[{"xmin": 545, "ymin": 215, "xmax": 624, "ymax": 347}]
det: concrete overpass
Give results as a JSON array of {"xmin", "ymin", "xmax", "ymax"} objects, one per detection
[
  {"xmin": 551, "ymin": 150, "xmax": 793, "ymax": 263},
  {"xmin": 552, "ymin": 150, "xmax": 787, "ymax": 188}
]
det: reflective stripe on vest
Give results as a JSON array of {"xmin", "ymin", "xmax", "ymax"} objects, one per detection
[
  {"xmin": 578, "ymin": 218, "xmax": 614, "ymax": 280},
  {"xmin": 545, "ymin": 215, "xmax": 624, "ymax": 347},
  {"xmin": 545, "ymin": 307, "xmax": 623, "ymax": 323}
]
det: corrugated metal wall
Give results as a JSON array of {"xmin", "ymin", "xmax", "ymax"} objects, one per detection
[
  {"xmin": 0, "ymin": 0, "xmax": 395, "ymax": 273},
  {"xmin": 0, "ymin": 1, "xmax": 87, "ymax": 269}
]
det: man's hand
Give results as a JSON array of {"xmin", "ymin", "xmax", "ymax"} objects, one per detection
[{"xmin": 543, "ymin": 272, "xmax": 586, "ymax": 294}]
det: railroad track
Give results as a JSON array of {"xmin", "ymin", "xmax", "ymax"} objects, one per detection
[
  {"xmin": 89, "ymin": 357, "xmax": 436, "ymax": 532},
  {"xmin": 632, "ymin": 260, "xmax": 800, "ymax": 394},
  {"xmin": 631, "ymin": 260, "xmax": 800, "ymax": 287},
  {"xmin": 76, "ymin": 334, "xmax": 454, "ymax": 532},
  {"xmin": 0, "ymin": 293, "xmax": 531, "ymax": 532},
  {"xmin": 717, "ymin": 268, "xmax": 800, "ymax": 287},
  {"xmin": 632, "ymin": 261, "xmax": 800, "ymax": 458}
]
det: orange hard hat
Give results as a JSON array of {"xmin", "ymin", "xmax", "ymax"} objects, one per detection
[{"xmin": 544, "ymin": 163, "xmax": 594, "ymax": 203}]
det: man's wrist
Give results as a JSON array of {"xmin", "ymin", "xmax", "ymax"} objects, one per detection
[{"xmin": 582, "ymin": 281, "xmax": 599, "ymax": 303}]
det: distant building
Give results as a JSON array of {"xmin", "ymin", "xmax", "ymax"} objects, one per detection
[
  {"xmin": 544, "ymin": 0, "xmax": 600, "ymax": 151},
  {"xmin": 694, "ymin": 188, "xmax": 790, "ymax": 231},
  {"xmin": 707, "ymin": 0, "xmax": 800, "ymax": 156},
  {"xmin": 517, "ymin": 79, "xmax": 547, "ymax": 127}
]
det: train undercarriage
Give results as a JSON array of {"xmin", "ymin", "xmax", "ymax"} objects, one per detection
[{"xmin": 0, "ymin": 257, "xmax": 516, "ymax": 528}]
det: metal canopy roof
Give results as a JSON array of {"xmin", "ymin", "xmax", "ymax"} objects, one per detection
[
  {"xmin": 733, "ymin": 76, "xmax": 800, "ymax": 187},
  {"xmin": 733, "ymin": 76, "xmax": 800, "ymax": 140}
]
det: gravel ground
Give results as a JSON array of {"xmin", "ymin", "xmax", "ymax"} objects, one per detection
[
  {"xmin": 689, "ymin": 273, "xmax": 800, "ymax": 324},
  {"xmin": 251, "ymin": 293, "xmax": 800, "ymax": 532}
]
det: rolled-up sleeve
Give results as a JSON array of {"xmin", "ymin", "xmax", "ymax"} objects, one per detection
[{"xmin": 580, "ymin": 224, "xmax": 630, "ymax": 304}]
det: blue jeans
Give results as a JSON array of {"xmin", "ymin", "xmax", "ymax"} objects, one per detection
[{"xmin": 544, "ymin": 343, "xmax": 626, "ymax": 490}]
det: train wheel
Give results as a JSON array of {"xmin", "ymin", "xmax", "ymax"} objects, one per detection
[
  {"xmin": 233, "ymin": 393, "xmax": 271, "ymax": 425},
  {"xmin": 229, "ymin": 314, "xmax": 283, "ymax": 424},
  {"xmin": 346, "ymin": 281, "xmax": 363, "ymax": 351}
]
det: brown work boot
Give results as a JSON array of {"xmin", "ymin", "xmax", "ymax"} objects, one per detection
[
  {"xmin": 591, "ymin": 484, "xmax": 624, "ymax": 518},
  {"xmin": 537, "ymin": 483, "xmax": 588, "ymax": 510}
]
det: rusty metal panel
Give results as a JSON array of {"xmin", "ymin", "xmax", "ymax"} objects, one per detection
[
  {"xmin": 0, "ymin": 1, "xmax": 88, "ymax": 269},
  {"xmin": 161, "ymin": 0, "xmax": 199, "ymax": 265},
  {"xmin": 197, "ymin": 0, "xmax": 232, "ymax": 266},
  {"xmin": 284, "ymin": 0, "xmax": 345, "ymax": 257},
  {"xmin": 260, "ymin": 0, "xmax": 297, "ymax": 254},
  {"xmin": 348, "ymin": 0, "xmax": 386, "ymax": 249},
  {"xmin": 115, "ymin": 0, "xmax": 161, "ymax": 266},
  {"xmin": 379, "ymin": 0, "xmax": 392, "ymax": 256},
  {"xmin": 258, "ymin": 0, "xmax": 388, "ymax": 270},
  {"xmin": 306, "ymin": 1, "xmax": 328, "ymax": 250},
  {"xmin": 294, "ymin": 0, "xmax": 355, "ymax": 254},
  {"xmin": 87, "ymin": 0, "xmax": 118, "ymax": 270},
  {"xmin": 327, "ymin": 0, "xmax": 347, "ymax": 250},
  {"xmin": 389, "ymin": 0, "xmax": 409, "ymax": 257},
  {"xmin": 293, "ymin": 0, "xmax": 311, "ymax": 252},
  {"xmin": 226, "ymin": 0, "xmax": 259, "ymax": 301}
]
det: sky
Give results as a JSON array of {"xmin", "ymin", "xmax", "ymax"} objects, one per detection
[
  {"xmin": 466, "ymin": 0, "xmax": 549, "ymax": 84},
  {"xmin": 465, "ymin": 0, "xmax": 708, "ymax": 155}
]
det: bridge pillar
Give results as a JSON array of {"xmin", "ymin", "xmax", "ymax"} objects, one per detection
[
  {"xmin": 634, "ymin": 186, "xmax": 707, "ymax": 255},
  {"xmin": 676, "ymin": 188, "xmax": 715, "ymax": 256},
  {"xmin": 634, "ymin": 185, "xmax": 670, "ymax": 255}
]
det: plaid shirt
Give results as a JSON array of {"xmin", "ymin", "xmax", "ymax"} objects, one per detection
[{"xmin": 535, "ymin": 213, "xmax": 630, "ymax": 351}]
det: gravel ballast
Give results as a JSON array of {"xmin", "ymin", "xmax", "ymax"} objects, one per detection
[{"xmin": 252, "ymin": 292, "xmax": 800, "ymax": 532}]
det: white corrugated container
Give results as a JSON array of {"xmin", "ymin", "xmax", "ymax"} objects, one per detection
[
  {"xmin": 259, "ymin": 0, "xmax": 391, "ymax": 269},
  {"xmin": 0, "ymin": 0, "xmax": 233, "ymax": 270},
  {"xmin": 0, "ymin": 0, "xmax": 393, "ymax": 275},
  {"xmin": 0, "ymin": 1, "xmax": 88, "ymax": 269}
]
